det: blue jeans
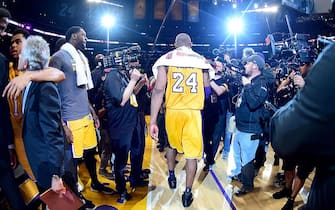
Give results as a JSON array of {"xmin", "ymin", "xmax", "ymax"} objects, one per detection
[
  {"xmin": 226, "ymin": 132, "xmax": 241, "ymax": 178},
  {"xmin": 233, "ymin": 129, "xmax": 259, "ymax": 167},
  {"xmin": 227, "ymin": 129, "xmax": 259, "ymax": 187},
  {"xmin": 234, "ymin": 129, "xmax": 259, "ymax": 190},
  {"xmin": 223, "ymin": 111, "xmax": 233, "ymax": 154}
]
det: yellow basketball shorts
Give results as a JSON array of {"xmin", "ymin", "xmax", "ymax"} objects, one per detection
[
  {"xmin": 165, "ymin": 109, "xmax": 203, "ymax": 159},
  {"xmin": 67, "ymin": 114, "xmax": 97, "ymax": 158}
]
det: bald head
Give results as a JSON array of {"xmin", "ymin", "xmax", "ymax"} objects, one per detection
[{"xmin": 174, "ymin": 33, "xmax": 192, "ymax": 48}]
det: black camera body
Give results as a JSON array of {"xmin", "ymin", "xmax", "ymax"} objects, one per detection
[
  {"xmin": 272, "ymin": 33, "xmax": 316, "ymax": 65},
  {"xmin": 98, "ymin": 46, "xmax": 141, "ymax": 71},
  {"xmin": 272, "ymin": 33, "xmax": 317, "ymax": 85}
]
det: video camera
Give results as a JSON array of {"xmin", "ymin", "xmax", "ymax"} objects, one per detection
[
  {"xmin": 211, "ymin": 49, "xmax": 246, "ymax": 77},
  {"xmin": 98, "ymin": 45, "xmax": 141, "ymax": 71},
  {"xmin": 269, "ymin": 33, "xmax": 318, "ymax": 82},
  {"xmin": 270, "ymin": 33, "xmax": 319, "ymax": 107},
  {"xmin": 271, "ymin": 33, "xmax": 316, "ymax": 64}
]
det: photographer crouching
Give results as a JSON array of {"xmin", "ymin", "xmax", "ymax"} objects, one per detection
[{"xmin": 103, "ymin": 52, "xmax": 148, "ymax": 203}]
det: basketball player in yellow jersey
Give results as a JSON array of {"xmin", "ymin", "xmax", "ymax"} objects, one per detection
[
  {"xmin": 150, "ymin": 33, "xmax": 210, "ymax": 207},
  {"xmin": 5, "ymin": 28, "xmax": 65, "ymax": 181}
]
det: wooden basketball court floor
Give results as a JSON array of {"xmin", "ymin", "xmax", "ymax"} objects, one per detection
[{"xmin": 79, "ymin": 118, "xmax": 313, "ymax": 210}]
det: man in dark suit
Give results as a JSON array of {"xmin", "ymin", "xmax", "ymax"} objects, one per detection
[
  {"xmin": 19, "ymin": 35, "xmax": 66, "ymax": 194},
  {"xmin": 0, "ymin": 7, "xmax": 27, "ymax": 210}
]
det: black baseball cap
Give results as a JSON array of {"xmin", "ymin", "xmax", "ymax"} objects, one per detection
[{"xmin": 246, "ymin": 54, "xmax": 265, "ymax": 70}]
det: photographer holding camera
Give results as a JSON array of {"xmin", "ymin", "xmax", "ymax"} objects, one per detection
[
  {"xmin": 276, "ymin": 63, "xmax": 310, "ymax": 96},
  {"xmin": 227, "ymin": 54, "xmax": 268, "ymax": 196},
  {"xmin": 272, "ymin": 56, "xmax": 315, "ymax": 210},
  {"xmin": 88, "ymin": 54, "xmax": 115, "ymax": 180},
  {"xmin": 103, "ymin": 59, "xmax": 148, "ymax": 203},
  {"xmin": 271, "ymin": 43, "xmax": 335, "ymax": 210}
]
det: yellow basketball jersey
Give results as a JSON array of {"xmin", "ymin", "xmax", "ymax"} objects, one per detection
[
  {"xmin": 166, "ymin": 66, "xmax": 204, "ymax": 110},
  {"xmin": 8, "ymin": 62, "xmax": 36, "ymax": 180}
]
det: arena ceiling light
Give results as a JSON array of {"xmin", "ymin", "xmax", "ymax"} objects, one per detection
[
  {"xmin": 227, "ymin": 17, "xmax": 243, "ymax": 34},
  {"xmin": 87, "ymin": 0, "xmax": 123, "ymax": 8},
  {"xmin": 101, "ymin": 14, "xmax": 116, "ymax": 53},
  {"xmin": 101, "ymin": 14, "xmax": 116, "ymax": 29},
  {"xmin": 242, "ymin": 5, "xmax": 279, "ymax": 13}
]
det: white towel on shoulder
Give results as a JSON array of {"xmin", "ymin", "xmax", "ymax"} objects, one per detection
[
  {"xmin": 152, "ymin": 46, "xmax": 211, "ymax": 78},
  {"xmin": 61, "ymin": 43, "xmax": 94, "ymax": 90}
]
